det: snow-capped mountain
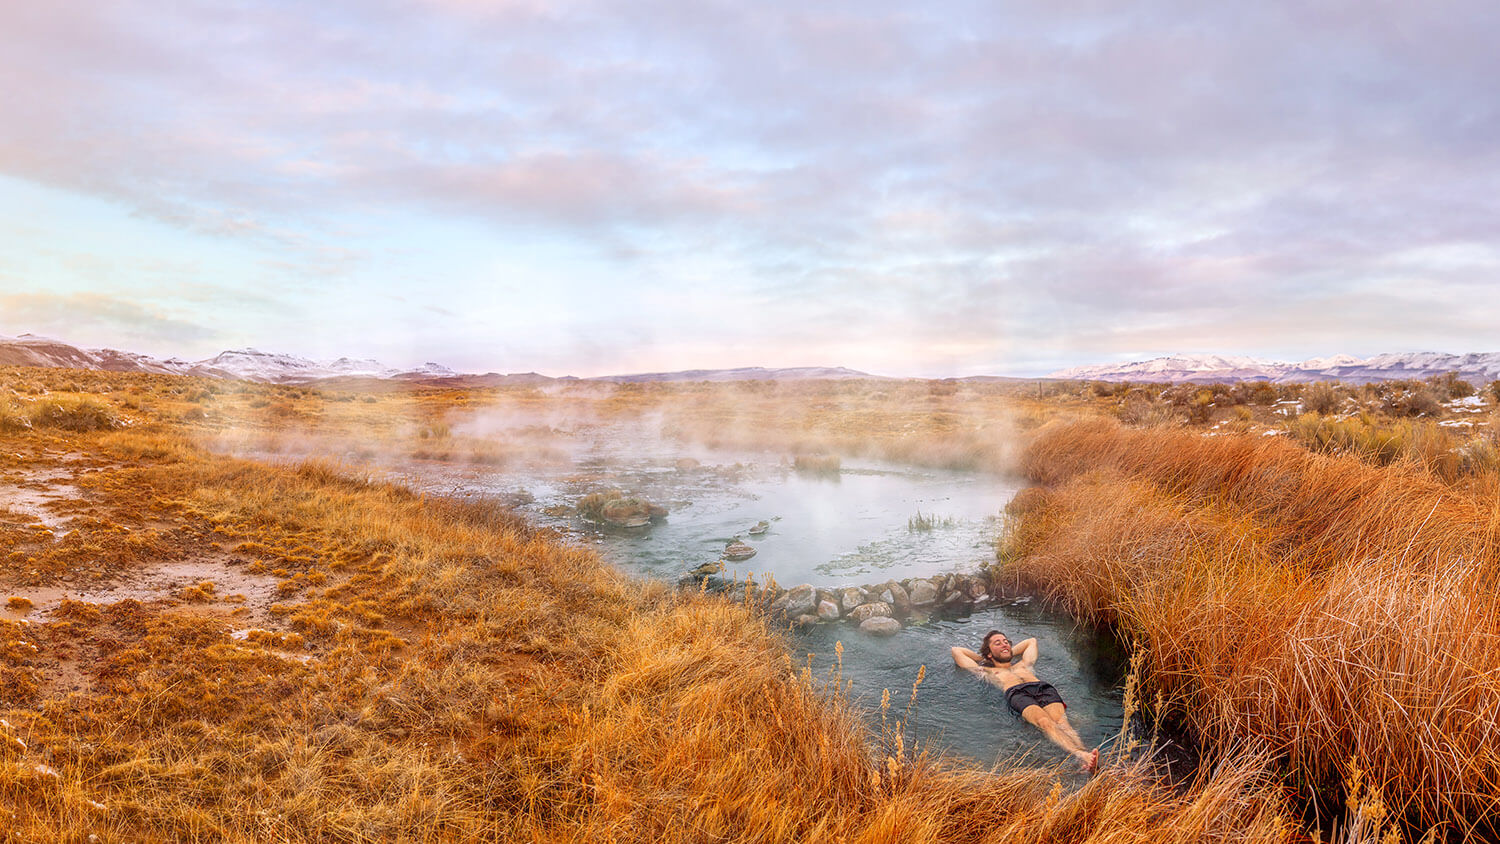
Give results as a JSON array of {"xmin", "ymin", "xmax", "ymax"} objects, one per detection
[
  {"xmin": 0, "ymin": 335, "xmax": 456, "ymax": 384},
  {"xmin": 0, "ymin": 334, "xmax": 864, "ymax": 384},
  {"xmin": 1048, "ymin": 352, "xmax": 1500, "ymax": 384},
  {"xmin": 592, "ymin": 366, "xmax": 876, "ymax": 383}
]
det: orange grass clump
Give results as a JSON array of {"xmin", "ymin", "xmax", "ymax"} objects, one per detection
[{"xmin": 1002, "ymin": 418, "xmax": 1500, "ymax": 837}]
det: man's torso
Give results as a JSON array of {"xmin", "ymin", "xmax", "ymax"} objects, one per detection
[{"xmin": 977, "ymin": 663, "xmax": 1040, "ymax": 691}]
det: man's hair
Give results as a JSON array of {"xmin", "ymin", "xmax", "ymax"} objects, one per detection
[{"xmin": 978, "ymin": 630, "xmax": 1009, "ymax": 663}]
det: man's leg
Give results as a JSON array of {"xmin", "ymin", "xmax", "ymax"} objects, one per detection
[
  {"xmin": 1044, "ymin": 702, "xmax": 1098, "ymax": 774},
  {"xmin": 1044, "ymin": 702, "xmax": 1085, "ymax": 749},
  {"xmin": 1021, "ymin": 706, "xmax": 1096, "ymax": 773}
]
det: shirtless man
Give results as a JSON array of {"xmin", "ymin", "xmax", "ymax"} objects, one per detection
[{"xmin": 951, "ymin": 630, "xmax": 1099, "ymax": 773}]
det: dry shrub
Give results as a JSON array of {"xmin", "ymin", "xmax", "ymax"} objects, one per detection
[
  {"xmin": 28, "ymin": 396, "xmax": 122, "ymax": 432},
  {"xmin": 793, "ymin": 453, "xmax": 842, "ymax": 475},
  {"xmin": 1005, "ymin": 418, "xmax": 1500, "ymax": 834}
]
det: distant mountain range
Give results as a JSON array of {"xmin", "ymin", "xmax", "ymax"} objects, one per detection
[
  {"xmin": 1047, "ymin": 352, "xmax": 1500, "ymax": 384},
  {"xmin": 0, "ymin": 334, "xmax": 879, "ymax": 385},
  {"xmin": 5, "ymin": 333, "xmax": 1497, "ymax": 386}
]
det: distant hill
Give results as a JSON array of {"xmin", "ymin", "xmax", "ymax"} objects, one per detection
[
  {"xmin": 589, "ymin": 366, "xmax": 878, "ymax": 383},
  {"xmin": 1047, "ymin": 352, "xmax": 1500, "ymax": 384},
  {"xmin": 0, "ymin": 334, "xmax": 881, "ymax": 385}
]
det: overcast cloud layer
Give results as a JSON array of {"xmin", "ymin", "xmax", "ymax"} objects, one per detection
[{"xmin": 1, "ymin": 0, "xmax": 1497, "ymax": 376}]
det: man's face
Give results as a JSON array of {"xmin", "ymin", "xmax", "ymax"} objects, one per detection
[{"xmin": 986, "ymin": 634, "xmax": 1011, "ymax": 661}]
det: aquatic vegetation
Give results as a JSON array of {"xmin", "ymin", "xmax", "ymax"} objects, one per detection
[{"xmin": 906, "ymin": 511, "xmax": 955, "ymax": 531}]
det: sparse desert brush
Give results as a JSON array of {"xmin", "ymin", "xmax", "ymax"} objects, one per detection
[
  {"xmin": 0, "ymin": 397, "xmax": 31, "ymax": 432},
  {"xmin": 1003, "ymin": 418, "xmax": 1500, "ymax": 833},
  {"xmin": 27, "ymin": 395, "xmax": 122, "ymax": 431}
]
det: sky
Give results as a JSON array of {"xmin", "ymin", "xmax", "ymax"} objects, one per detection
[{"xmin": 1, "ymin": 0, "xmax": 1498, "ymax": 378}]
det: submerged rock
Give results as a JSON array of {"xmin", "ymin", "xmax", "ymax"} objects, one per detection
[
  {"xmin": 859, "ymin": 617, "xmax": 901, "ymax": 636},
  {"xmin": 748, "ymin": 519, "xmax": 770, "ymax": 535}
]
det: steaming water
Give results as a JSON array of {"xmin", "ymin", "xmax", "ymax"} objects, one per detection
[{"xmin": 393, "ymin": 439, "xmax": 1126, "ymax": 769}]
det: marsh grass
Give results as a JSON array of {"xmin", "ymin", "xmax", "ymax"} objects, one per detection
[
  {"xmin": 907, "ymin": 511, "xmax": 955, "ymax": 531},
  {"xmin": 1003, "ymin": 418, "xmax": 1500, "ymax": 837}
]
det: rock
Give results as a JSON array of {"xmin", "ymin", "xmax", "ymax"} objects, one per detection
[
  {"xmin": 970, "ymin": 593, "xmax": 990, "ymax": 605},
  {"xmin": 675, "ymin": 457, "xmax": 701, "ymax": 470},
  {"xmin": 878, "ymin": 588, "xmax": 894, "ymax": 605},
  {"xmin": 839, "ymin": 587, "xmax": 866, "ymax": 613},
  {"xmin": 724, "ymin": 541, "xmax": 757, "ymax": 561},
  {"xmin": 773, "ymin": 584, "xmax": 818, "ymax": 618},
  {"xmin": 688, "ymin": 560, "xmax": 724, "ymax": 579},
  {"xmin": 817, "ymin": 600, "xmax": 841, "ymax": 621},
  {"xmin": 905, "ymin": 609, "xmax": 930, "ymax": 626},
  {"xmin": 908, "ymin": 580, "xmax": 939, "ymax": 606},
  {"xmin": 963, "ymin": 578, "xmax": 988, "ymax": 600},
  {"xmin": 748, "ymin": 519, "xmax": 770, "ymax": 535},
  {"xmin": 793, "ymin": 614, "xmax": 820, "ymax": 630},
  {"xmin": 849, "ymin": 601, "xmax": 892, "ymax": 622},
  {"xmin": 886, "ymin": 582, "xmax": 911, "ymax": 613},
  {"xmin": 942, "ymin": 590, "xmax": 967, "ymax": 606},
  {"xmin": 859, "ymin": 617, "xmax": 901, "ymax": 636}
]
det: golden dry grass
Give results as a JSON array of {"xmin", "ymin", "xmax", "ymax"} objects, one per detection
[
  {"xmin": 1001, "ymin": 418, "xmax": 1500, "ymax": 838},
  {"xmin": 0, "ymin": 368, "xmax": 1306, "ymax": 842}
]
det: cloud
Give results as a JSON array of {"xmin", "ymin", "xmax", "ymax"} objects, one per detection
[
  {"xmin": 0, "ymin": 291, "xmax": 220, "ymax": 349},
  {"xmin": 1, "ymin": 0, "xmax": 1498, "ymax": 373}
]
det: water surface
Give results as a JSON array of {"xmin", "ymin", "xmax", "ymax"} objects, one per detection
[{"xmin": 386, "ymin": 436, "xmax": 1126, "ymax": 768}]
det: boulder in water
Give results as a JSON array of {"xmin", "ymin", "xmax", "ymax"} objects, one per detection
[
  {"xmin": 724, "ymin": 540, "xmax": 757, "ymax": 561},
  {"xmin": 908, "ymin": 580, "xmax": 938, "ymax": 606},
  {"xmin": 886, "ymin": 581, "xmax": 911, "ymax": 613},
  {"xmin": 859, "ymin": 617, "xmax": 901, "ymax": 636},
  {"xmin": 849, "ymin": 601, "xmax": 892, "ymax": 622},
  {"xmin": 577, "ymin": 489, "xmax": 666, "ymax": 528},
  {"xmin": 748, "ymin": 519, "xmax": 770, "ymax": 535},
  {"xmin": 839, "ymin": 587, "xmax": 866, "ymax": 613},
  {"xmin": 773, "ymin": 584, "xmax": 817, "ymax": 617},
  {"xmin": 816, "ymin": 600, "xmax": 841, "ymax": 621}
]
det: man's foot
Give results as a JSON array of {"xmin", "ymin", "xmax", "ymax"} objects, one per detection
[{"xmin": 1076, "ymin": 748, "xmax": 1099, "ymax": 774}]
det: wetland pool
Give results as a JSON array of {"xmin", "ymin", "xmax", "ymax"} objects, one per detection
[{"xmin": 387, "ymin": 441, "xmax": 1128, "ymax": 769}]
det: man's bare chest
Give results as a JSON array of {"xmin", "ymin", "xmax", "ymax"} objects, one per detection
[{"xmin": 981, "ymin": 665, "xmax": 1039, "ymax": 690}]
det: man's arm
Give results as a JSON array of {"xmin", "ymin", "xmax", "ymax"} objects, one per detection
[
  {"xmin": 1011, "ymin": 638, "xmax": 1040, "ymax": 669},
  {"xmin": 951, "ymin": 646, "xmax": 986, "ymax": 675}
]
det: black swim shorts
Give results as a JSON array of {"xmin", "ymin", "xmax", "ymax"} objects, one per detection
[{"xmin": 1004, "ymin": 681, "xmax": 1065, "ymax": 717}]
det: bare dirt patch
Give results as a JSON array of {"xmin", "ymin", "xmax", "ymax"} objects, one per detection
[{"xmin": 1, "ymin": 556, "xmax": 282, "ymax": 624}]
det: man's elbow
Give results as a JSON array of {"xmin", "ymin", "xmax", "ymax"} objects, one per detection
[{"xmin": 949, "ymin": 646, "xmax": 967, "ymax": 663}]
